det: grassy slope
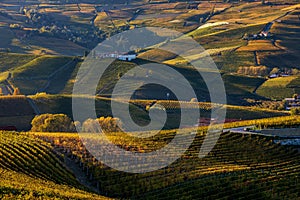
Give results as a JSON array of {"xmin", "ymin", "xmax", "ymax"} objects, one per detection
[
  {"xmin": 12, "ymin": 56, "xmax": 72, "ymax": 78},
  {"xmin": 40, "ymin": 60, "xmax": 83, "ymax": 94},
  {"xmin": 28, "ymin": 93, "xmax": 288, "ymax": 130},
  {"xmin": 0, "ymin": 53, "xmax": 38, "ymax": 73},
  {"xmin": 147, "ymin": 3, "xmax": 300, "ymax": 104},
  {"xmin": 134, "ymin": 99, "xmax": 288, "ymax": 121},
  {"xmin": 1, "ymin": 3, "xmax": 299, "ymax": 104},
  {"xmin": 256, "ymin": 76, "xmax": 300, "ymax": 100},
  {"xmin": 0, "ymin": 52, "xmax": 266, "ymax": 105},
  {"xmin": 0, "ymin": 131, "xmax": 108, "ymax": 199},
  {"xmin": 10, "ymin": 56, "xmax": 77, "ymax": 94}
]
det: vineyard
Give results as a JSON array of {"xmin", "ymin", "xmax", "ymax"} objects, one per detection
[
  {"xmin": 131, "ymin": 99, "xmax": 288, "ymax": 120},
  {"xmin": 29, "ymin": 115, "xmax": 300, "ymax": 199},
  {"xmin": 0, "ymin": 0, "xmax": 300, "ymax": 199},
  {"xmin": 0, "ymin": 131, "xmax": 109, "ymax": 199}
]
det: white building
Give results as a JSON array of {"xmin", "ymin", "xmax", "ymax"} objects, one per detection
[
  {"xmin": 117, "ymin": 54, "xmax": 137, "ymax": 61},
  {"xmin": 95, "ymin": 51, "xmax": 137, "ymax": 61}
]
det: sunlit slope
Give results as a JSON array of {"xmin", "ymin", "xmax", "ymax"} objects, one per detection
[
  {"xmin": 0, "ymin": 131, "xmax": 109, "ymax": 199},
  {"xmin": 31, "ymin": 116, "xmax": 300, "ymax": 199},
  {"xmin": 9, "ymin": 55, "xmax": 79, "ymax": 94},
  {"xmin": 256, "ymin": 76, "xmax": 300, "ymax": 100}
]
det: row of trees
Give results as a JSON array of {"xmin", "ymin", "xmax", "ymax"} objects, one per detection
[
  {"xmin": 237, "ymin": 65, "xmax": 269, "ymax": 76},
  {"xmin": 31, "ymin": 114, "xmax": 122, "ymax": 133}
]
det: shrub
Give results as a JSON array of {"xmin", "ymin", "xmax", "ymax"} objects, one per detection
[
  {"xmin": 81, "ymin": 117, "xmax": 122, "ymax": 133},
  {"xmin": 237, "ymin": 65, "xmax": 269, "ymax": 76},
  {"xmin": 190, "ymin": 98, "xmax": 198, "ymax": 103},
  {"xmin": 9, "ymin": 23, "xmax": 23, "ymax": 29},
  {"xmin": 35, "ymin": 92, "xmax": 48, "ymax": 97},
  {"xmin": 13, "ymin": 88, "xmax": 20, "ymax": 95},
  {"xmin": 81, "ymin": 118, "xmax": 101, "ymax": 133},
  {"xmin": 31, "ymin": 114, "xmax": 76, "ymax": 132},
  {"xmin": 290, "ymin": 107, "xmax": 300, "ymax": 115}
]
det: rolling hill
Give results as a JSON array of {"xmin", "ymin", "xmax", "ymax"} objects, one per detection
[
  {"xmin": 30, "ymin": 115, "xmax": 300, "ymax": 199},
  {"xmin": 0, "ymin": 131, "xmax": 109, "ymax": 199},
  {"xmin": 0, "ymin": 1, "xmax": 299, "ymax": 105},
  {"xmin": 256, "ymin": 75, "xmax": 300, "ymax": 100},
  {"xmin": 1, "ymin": 1, "xmax": 300, "ymax": 199}
]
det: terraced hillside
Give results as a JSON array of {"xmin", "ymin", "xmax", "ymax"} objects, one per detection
[
  {"xmin": 258, "ymin": 9, "xmax": 300, "ymax": 68},
  {"xmin": 31, "ymin": 116, "xmax": 300, "ymax": 199},
  {"xmin": 0, "ymin": 131, "xmax": 108, "ymax": 199},
  {"xmin": 1, "ymin": 1, "xmax": 300, "ymax": 200},
  {"xmin": 0, "ymin": 2, "xmax": 299, "ymax": 104},
  {"xmin": 0, "ymin": 53, "xmax": 267, "ymax": 104}
]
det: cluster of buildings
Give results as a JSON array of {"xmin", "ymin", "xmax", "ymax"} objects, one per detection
[
  {"xmin": 284, "ymin": 94, "xmax": 300, "ymax": 110},
  {"xmin": 92, "ymin": 51, "xmax": 137, "ymax": 61},
  {"xmin": 268, "ymin": 73, "xmax": 291, "ymax": 78},
  {"xmin": 243, "ymin": 22, "xmax": 274, "ymax": 40}
]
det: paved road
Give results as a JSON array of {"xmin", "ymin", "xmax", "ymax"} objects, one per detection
[
  {"xmin": 226, "ymin": 126, "xmax": 300, "ymax": 138},
  {"xmin": 223, "ymin": 126, "xmax": 256, "ymax": 134},
  {"xmin": 26, "ymin": 97, "xmax": 41, "ymax": 115}
]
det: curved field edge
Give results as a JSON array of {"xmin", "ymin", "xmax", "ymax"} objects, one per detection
[{"xmin": 256, "ymin": 76, "xmax": 300, "ymax": 100}]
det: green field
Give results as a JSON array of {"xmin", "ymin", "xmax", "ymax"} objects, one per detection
[
  {"xmin": 9, "ymin": 56, "xmax": 79, "ymax": 94},
  {"xmin": 0, "ymin": 53, "xmax": 38, "ymax": 73},
  {"xmin": 256, "ymin": 76, "xmax": 300, "ymax": 100},
  {"xmin": 12, "ymin": 56, "xmax": 73, "ymax": 78}
]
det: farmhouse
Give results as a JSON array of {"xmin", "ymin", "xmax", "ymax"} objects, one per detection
[
  {"xmin": 94, "ymin": 51, "xmax": 137, "ymax": 61},
  {"xmin": 118, "ymin": 54, "xmax": 137, "ymax": 61},
  {"xmin": 268, "ymin": 74, "xmax": 278, "ymax": 78}
]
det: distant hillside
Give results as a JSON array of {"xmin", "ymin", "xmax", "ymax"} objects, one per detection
[{"xmin": 0, "ymin": 1, "xmax": 299, "ymax": 105}]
